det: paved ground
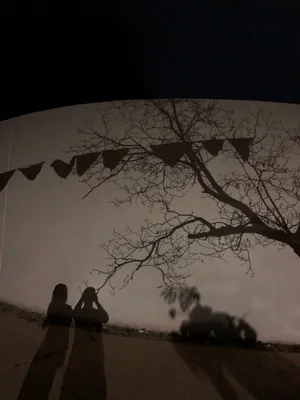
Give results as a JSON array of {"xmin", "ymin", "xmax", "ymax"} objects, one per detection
[{"xmin": 1, "ymin": 307, "xmax": 300, "ymax": 399}]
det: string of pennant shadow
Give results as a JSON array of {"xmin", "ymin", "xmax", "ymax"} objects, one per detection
[{"xmin": 0, "ymin": 137, "xmax": 253, "ymax": 193}]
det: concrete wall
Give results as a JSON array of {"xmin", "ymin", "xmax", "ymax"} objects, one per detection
[{"xmin": 1, "ymin": 100, "xmax": 300, "ymax": 342}]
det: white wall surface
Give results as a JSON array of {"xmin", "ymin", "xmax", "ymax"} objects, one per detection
[{"xmin": 1, "ymin": 100, "xmax": 300, "ymax": 342}]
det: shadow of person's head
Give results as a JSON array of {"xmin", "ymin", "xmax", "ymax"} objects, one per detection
[
  {"xmin": 51, "ymin": 283, "xmax": 68, "ymax": 305},
  {"xmin": 82, "ymin": 287, "xmax": 98, "ymax": 309},
  {"xmin": 44, "ymin": 284, "xmax": 72, "ymax": 327}
]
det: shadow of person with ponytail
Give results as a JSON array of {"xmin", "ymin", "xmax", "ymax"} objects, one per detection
[{"xmin": 17, "ymin": 283, "xmax": 73, "ymax": 400}]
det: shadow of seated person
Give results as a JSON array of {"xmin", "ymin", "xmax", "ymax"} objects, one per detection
[
  {"xmin": 172, "ymin": 292, "xmax": 300, "ymax": 399},
  {"xmin": 180, "ymin": 299, "xmax": 257, "ymax": 347}
]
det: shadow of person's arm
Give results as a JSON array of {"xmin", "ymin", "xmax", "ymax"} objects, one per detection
[
  {"xmin": 95, "ymin": 300, "xmax": 109, "ymax": 323},
  {"xmin": 42, "ymin": 303, "xmax": 74, "ymax": 329},
  {"xmin": 42, "ymin": 316, "xmax": 49, "ymax": 330},
  {"xmin": 74, "ymin": 295, "xmax": 85, "ymax": 313},
  {"xmin": 42, "ymin": 303, "xmax": 54, "ymax": 330}
]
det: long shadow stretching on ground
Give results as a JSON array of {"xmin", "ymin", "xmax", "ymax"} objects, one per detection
[
  {"xmin": 163, "ymin": 286, "xmax": 300, "ymax": 400},
  {"xmin": 60, "ymin": 287, "xmax": 109, "ymax": 400},
  {"xmin": 16, "ymin": 284, "xmax": 72, "ymax": 400},
  {"xmin": 17, "ymin": 285, "xmax": 109, "ymax": 400}
]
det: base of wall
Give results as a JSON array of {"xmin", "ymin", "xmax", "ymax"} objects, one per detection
[{"xmin": 1, "ymin": 300, "xmax": 300, "ymax": 354}]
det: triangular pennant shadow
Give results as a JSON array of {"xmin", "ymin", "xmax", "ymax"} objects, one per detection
[
  {"xmin": 151, "ymin": 142, "xmax": 187, "ymax": 167},
  {"xmin": 51, "ymin": 157, "xmax": 75, "ymax": 179},
  {"xmin": 228, "ymin": 138, "xmax": 254, "ymax": 161},
  {"xmin": 0, "ymin": 170, "xmax": 15, "ymax": 192},
  {"xmin": 201, "ymin": 139, "xmax": 224, "ymax": 157},
  {"xmin": 102, "ymin": 148, "xmax": 129, "ymax": 170},
  {"xmin": 76, "ymin": 152, "xmax": 100, "ymax": 176},
  {"xmin": 19, "ymin": 162, "xmax": 44, "ymax": 180}
]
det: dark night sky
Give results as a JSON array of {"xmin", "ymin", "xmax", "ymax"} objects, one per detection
[{"xmin": 1, "ymin": 0, "xmax": 300, "ymax": 121}]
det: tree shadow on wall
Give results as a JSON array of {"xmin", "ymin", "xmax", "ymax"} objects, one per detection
[{"xmin": 162, "ymin": 286, "xmax": 300, "ymax": 400}]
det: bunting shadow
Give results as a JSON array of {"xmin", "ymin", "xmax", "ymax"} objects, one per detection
[{"xmin": 0, "ymin": 137, "xmax": 254, "ymax": 192}]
